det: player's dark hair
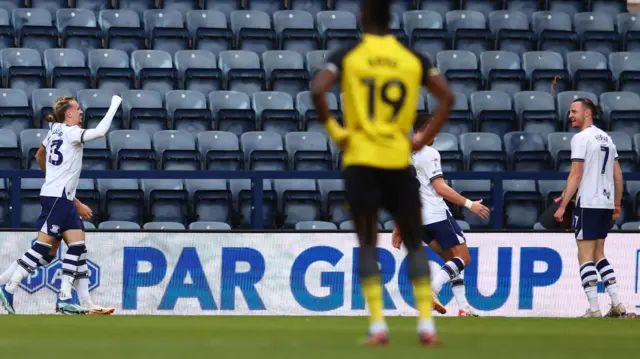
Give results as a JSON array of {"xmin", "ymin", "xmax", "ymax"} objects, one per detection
[
  {"xmin": 413, "ymin": 114, "xmax": 432, "ymax": 132},
  {"xmin": 45, "ymin": 96, "xmax": 75, "ymax": 123},
  {"xmin": 361, "ymin": 0, "xmax": 391, "ymax": 30},
  {"xmin": 572, "ymin": 97, "xmax": 601, "ymax": 118}
]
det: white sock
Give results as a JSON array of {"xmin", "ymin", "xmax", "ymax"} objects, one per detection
[
  {"xmin": 5, "ymin": 266, "xmax": 30, "ymax": 294},
  {"xmin": 0, "ymin": 262, "xmax": 18, "ymax": 286},
  {"xmin": 60, "ymin": 277, "xmax": 74, "ymax": 300},
  {"xmin": 585, "ymin": 285, "xmax": 599, "ymax": 312},
  {"xmin": 606, "ymin": 285, "xmax": 621, "ymax": 307},
  {"xmin": 432, "ymin": 257, "xmax": 466, "ymax": 294},
  {"xmin": 450, "ymin": 274, "xmax": 468, "ymax": 310},
  {"xmin": 369, "ymin": 321, "xmax": 388, "ymax": 335},
  {"xmin": 74, "ymin": 277, "xmax": 93, "ymax": 307},
  {"xmin": 418, "ymin": 318, "xmax": 436, "ymax": 335},
  {"xmin": 580, "ymin": 261, "xmax": 599, "ymax": 312},
  {"xmin": 596, "ymin": 258, "xmax": 621, "ymax": 306}
]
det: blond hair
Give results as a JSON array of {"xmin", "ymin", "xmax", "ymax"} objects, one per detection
[{"xmin": 44, "ymin": 96, "xmax": 75, "ymax": 123}]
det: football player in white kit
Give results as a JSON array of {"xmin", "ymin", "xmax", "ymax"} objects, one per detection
[
  {"xmin": 0, "ymin": 95, "xmax": 122, "ymax": 315},
  {"xmin": 554, "ymin": 98, "xmax": 626, "ymax": 318},
  {"xmin": 392, "ymin": 115, "xmax": 490, "ymax": 316}
]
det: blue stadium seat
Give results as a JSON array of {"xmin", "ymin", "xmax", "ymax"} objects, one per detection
[
  {"xmin": 403, "ymin": 10, "xmax": 447, "ymax": 58},
  {"xmin": 231, "ymin": 10, "xmax": 276, "ymax": 55},
  {"xmin": 0, "ymin": 48, "xmax": 45, "ymax": 99},
  {"xmin": 489, "ymin": 10, "xmax": 534, "ymax": 57},
  {"xmin": 248, "ymin": 0, "xmax": 284, "ymax": 14},
  {"xmin": 75, "ymin": 178, "xmax": 99, "ymax": 224},
  {"xmin": 285, "ymin": 132, "xmax": 331, "ymax": 170},
  {"xmin": 591, "ymin": 0, "xmax": 626, "ymax": 20},
  {"xmin": 470, "ymin": 91, "xmax": 516, "ymax": 137},
  {"xmin": 241, "ymin": 131, "xmax": 288, "ymax": 170},
  {"xmin": 556, "ymin": 91, "xmax": 599, "ymax": 130},
  {"xmin": 296, "ymin": 91, "xmax": 339, "ymax": 133},
  {"xmin": 218, "ymin": 50, "xmax": 266, "ymax": 96},
  {"xmin": 274, "ymin": 179, "xmax": 320, "ymax": 228},
  {"xmin": 81, "ymin": 136, "xmax": 111, "ymax": 170},
  {"xmin": 31, "ymin": 0, "xmax": 66, "ymax": 21},
  {"xmin": 186, "ymin": 10, "xmax": 232, "ymax": 56},
  {"xmin": 143, "ymin": 9, "xmax": 189, "ymax": 56},
  {"xmin": 547, "ymin": 132, "xmax": 574, "ymax": 171},
  {"xmin": 118, "ymin": 0, "xmax": 155, "ymax": 18},
  {"xmin": 20, "ymin": 178, "xmax": 44, "ymax": 228},
  {"xmin": 504, "ymin": 131, "xmax": 551, "ymax": 171},
  {"xmin": 165, "ymin": 89, "xmax": 212, "ymax": 136},
  {"xmin": 532, "ymin": 11, "xmax": 578, "ymax": 57},
  {"xmin": 122, "ymin": 89, "xmax": 168, "ymax": 137},
  {"xmin": 427, "ymin": 91, "xmax": 472, "ymax": 136},
  {"xmin": 333, "ymin": 0, "xmax": 359, "ymax": 17},
  {"xmin": 175, "ymin": 50, "xmax": 222, "ymax": 96},
  {"xmin": 514, "ymin": 91, "xmax": 558, "ymax": 140},
  {"xmin": 108, "ymin": 130, "xmax": 155, "ymax": 170},
  {"xmin": 506, "ymin": 0, "xmax": 543, "ymax": 19},
  {"xmin": 0, "ymin": 9, "xmax": 12, "ymax": 49},
  {"xmin": 0, "ymin": 1, "xmax": 22, "ymax": 13},
  {"xmin": 446, "ymin": 10, "xmax": 492, "ymax": 57},
  {"xmin": 208, "ymin": 90, "xmax": 255, "ymax": 136},
  {"xmin": 76, "ymin": 0, "xmax": 112, "ymax": 13},
  {"xmin": 252, "ymin": 91, "xmax": 298, "ymax": 136},
  {"xmin": 316, "ymin": 10, "xmax": 359, "ymax": 50},
  {"xmin": 432, "ymin": 132, "xmax": 463, "ymax": 172},
  {"xmin": 273, "ymin": 10, "xmax": 319, "ymax": 56},
  {"xmin": 522, "ymin": 51, "xmax": 569, "ymax": 94},
  {"xmin": 547, "ymin": 0, "xmax": 586, "ymax": 18},
  {"xmin": 99, "ymin": 9, "xmax": 145, "ymax": 55},
  {"xmin": 479, "ymin": 50, "xmax": 524, "ymax": 95},
  {"xmin": 503, "ymin": 179, "xmax": 541, "ymax": 229},
  {"xmin": 418, "ymin": 0, "xmax": 452, "ymax": 17},
  {"xmin": 98, "ymin": 221, "xmax": 141, "ymax": 230},
  {"xmin": 141, "ymin": 178, "xmax": 188, "ymax": 225},
  {"xmin": 197, "ymin": 131, "xmax": 243, "ymax": 170},
  {"xmin": 131, "ymin": 50, "xmax": 177, "ymax": 94},
  {"xmin": 305, "ymin": 50, "xmax": 328, "ymax": 77},
  {"xmin": 617, "ymin": 13, "xmax": 640, "ymax": 51},
  {"xmin": 464, "ymin": 0, "xmax": 503, "ymax": 17},
  {"xmin": 163, "ymin": 0, "xmax": 200, "ymax": 15},
  {"xmin": 451, "ymin": 179, "xmax": 492, "ymax": 228},
  {"xmin": 289, "ymin": 0, "xmax": 326, "ymax": 16},
  {"xmin": 88, "ymin": 49, "xmax": 134, "ymax": 95},
  {"xmin": 204, "ymin": 0, "xmax": 242, "ymax": 16},
  {"xmin": 56, "ymin": 8, "xmax": 102, "ymax": 56},
  {"xmin": 143, "ymin": 222, "xmax": 186, "ymax": 230},
  {"xmin": 77, "ymin": 89, "xmax": 124, "ymax": 130},
  {"xmin": 621, "ymin": 222, "xmax": 640, "ymax": 231},
  {"xmin": 152, "ymin": 130, "xmax": 199, "ymax": 171},
  {"xmin": 566, "ymin": 51, "xmax": 612, "ymax": 96},
  {"xmin": 538, "ymin": 179, "xmax": 565, "ymax": 205},
  {"xmin": 317, "ymin": 179, "xmax": 347, "ymax": 225},
  {"xmin": 97, "ymin": 178, "xmax": 143, "ymax": 224},
  {"xmin": 0, "ymin": 89, "xmax": 31, "ymax": 137},
  {"xmin": 83, "ymin": 221, "xmax": 96, "ymax": 229},
  {"xmin": 262, "ymin": 50, "xmax": 309, "ymax": 98},
  {"xmin": 0, "ymin": 128, "xmax": 20, "ymax": 169},
  {"xmin": 185, "ymin": 179, "xmax": 232, "ymax": 224},
  {"xmin": 31, "ymin": 88, "xmax": 72, "ymax": 128},
  {"xmin": 600, "ymin": 91, "xmax": 640, "ymax": 133},
  {"xmin": 607, "ymin": 131, "xmax": 636, "ymax": 172},
  {"xmin": 189, "ymin": 221, "xmax": 232, "ymax": 230},
  {"xmin": 43, "ymin": 48, "xmax": 90, "ymax": 93},
  {"xmin": 231, "ymin": 178, "xmax": 277, "ymax": 228},
  {"xmin": 296, "ymin": 221, "xmax": 337, "ymax": 230},
  {"xmin": 13, "ymin": 8, "xmax": 57, "ymax": 53},
  {"xmin": 574, "ymin": 12, "xmax": 619, "ymax": 56},
  {"xmin": 436, "ymin": 50, "xmax": 481, "ymax": 96},
  {"xmin": 460, "ymin": 132, "xmax": 507, "ymax": 171},
  {"xmin": 609, "ymin": 52, "xmax": 640, "ymax": 93}
]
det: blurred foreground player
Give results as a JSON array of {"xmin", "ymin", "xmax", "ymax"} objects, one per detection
[
  {"xmin": 310, "ymin": 0, "xmax": 454, "ymax": 345},
  {"xmin": 393, "ymin": 115, "xmax": 489, "ymax": 317},
  {"xmin": 554, "ymin": 98, "xmax": 626, "ymax": 318}
]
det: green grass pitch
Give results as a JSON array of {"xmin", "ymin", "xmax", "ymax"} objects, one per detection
[{"xmin": 0, "ymin": 316, "xmax": 636, "ymax": 359}]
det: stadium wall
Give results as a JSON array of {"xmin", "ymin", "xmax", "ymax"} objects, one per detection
[{"xmin": 1, "ymin": 231, "xmax": 639, "ymax": 317}]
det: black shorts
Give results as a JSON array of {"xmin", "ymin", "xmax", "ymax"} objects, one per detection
[{"xmin": 344, "ymin": 165, "xmax": 423, "ymax": 248}]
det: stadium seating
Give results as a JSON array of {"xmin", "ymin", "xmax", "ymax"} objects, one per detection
[{"xmin": 2, "ymin": 1, "xmax": 640, "ymax": 231}]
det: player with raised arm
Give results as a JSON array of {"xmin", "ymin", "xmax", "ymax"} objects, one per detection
[
  {"xmin": 553, "ymin": 98, "xmax": 626, "ymax": 318},
  {"xmin": 310, "ymin": 0, "xmax": 453, "ymax": 346},
  {"xmin": 0, "ymin": 95, "xmax": 121, "ymax": 315},
  {"xmin": 392, "ymin": 115, "xmax": 489, "ymax": 317}
]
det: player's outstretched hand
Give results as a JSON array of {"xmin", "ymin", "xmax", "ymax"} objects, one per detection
[
  {"xmin": 76, "ymin": 202, "xmax": 93, "ymax": 220},
  {"xmin": 110, "ymin": 95, "xmax": 122, "ymax": 108},
  {"xmin": 613, "ymin": 205, "xmax": 621, "ymax": 221},
  {"xmin": 391, "ymin": 227, "xmax": 402, "ymax": 250},
  {"xmin": 553, "ymin": 206, "xmax": 566, "ymax": 223},
  {"xmin": 470, "ymin": 199, "xmax": 490, "ymax": 219}
]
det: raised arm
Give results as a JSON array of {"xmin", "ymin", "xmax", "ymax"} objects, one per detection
[{"xmin": 80, "ymin": 95, "xmax": 122, "ymax": 143}]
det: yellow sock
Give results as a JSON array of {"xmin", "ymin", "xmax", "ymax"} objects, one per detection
[
  {"xmin": 412, "ymin": 277, "xmax": 433, "ymax": 320},
  {"xmin": 362, "ymin": 276, "xmax": 384, "ymax": 323}
]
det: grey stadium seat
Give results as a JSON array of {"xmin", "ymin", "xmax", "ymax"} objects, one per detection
[
  {"xmin": 460, "ymin": 132, "xmax": 506, "ymax": 172},
  {"xmin": 621, "ymin": 222, "xmax": 640, "ymax": 231},
  {"xmin": 230, "ymin": 178, "xmax": 277, "ymax": 228},
  {"xmin": 274, "ymin": 179, "xmax": 320, "ymax": 227},
  {"xmin": 532, "ymin": 11, "xmax": 577, "ymax": 56},
  {"xmin": 207, "ymin": 90, "xmax": 254, "ymax": 136},
  {"xmin": 262, "ymin": 50, "xmax": 308, "ymax": 98},
  {"xmin": 599, "ymin": 91, "xmax": 640, "ymax": 133},
  {"xmin": 141, "ymin": 178, "xmax": 188, "ymax": 225},
  {"xmin": 0, "ymin": 88, "xmax": 31, "ymax": 136},
  {"xmin": 339, "ymin": 220, "xmax": 383, "ymax": 231},
  {"xmin": 56, "ymin": 8, "xmax": 102, "ymax": 56},
  {"xmin": 131, "ymin": 50, "xmax": 176, "ymax": 94},
  {"xmin": 317, "ymin": 179, "xmax": 347, "ymax": 224},
  {"xmin": 609, "ymin": 52, "xmax": 640, "ymax": 94},
  {"xmin": 489, "ymin": 10, "xmax": 533, "ymax": 56},
  {"xmin": 88, "ymin": 49, "xmax": 133, "ymax": 95},
  {"xmin": 431, "ymin": 133, "xmax": 463, "ymax": 172},
  {"xmin": 98, "ymin": 221, "xmax": 141, "ymax": 230},
  {"xmin": 470, "ymin": 90, "xmax": 515, "ymax": 136},
  {"xmin": 143, "ymin": 9, "xmax": 189, "ymax": 57},
  {"xmin": 189, "ymin": 221, "xmax": 232, "ymax": 230},
  {"xmin": 273, "ymin": 10, "xmax": 318, "ymax": 55},
  {"xmin": 108, "ymin": 129, "xmax": 155, "ymax": 170},
  {"xmin": 574, "ymin": 12, "xmax": 618, "ymax": 56},
  {"xmin": 185, "ymin": 178, "xmax": 231, "ymax": 224},
  {"xmin": 504, "ymin": 131, "xmax": 551, "ymax": 171},
  {"xmin": 479, "ymin": 50, "xmax": 524, "ymax": 95},
  {"xmin": 445, "ymin": 10, "xmax": 490, "ymax": 56},
  {"xmin": 121, "ymin": 89, "xmax": 166, "ymax": 137},
  {"xmin": 503, "ymin": 179, "xmax": 541, "ymax": 229},
  {"xmin": 165, "ymin": 89, "xmax": 211, "ymax": 136},
  {"xmin": 230, "ymin": 10, "xmax": 275, "ymax": 55},
  {"xmin": 0, "ymin": 48, "xmax": 45, "ymax": 99},
  {"xmin": 305, "ymin": 50, "xmax": 328, "ymax": 77},
  {"xmin": 99, "ymin": 9, "xmax": 145, "ymax": 55},
  {"xmin": 252, "ymin": 91, "xmax": 297, "ymax": 136},
  {"xmin": 185, "ymin": 10, "xmax": 231, "ymax": 56},
  {"xmin": 143, "ymin": 222, "xmax": 186, "ymax": 230},
  {"xmin": 218, "ymin": 50, "xmax": 265, "ymax": 96},
  {"xmin": 77, "ymin": 89, "xmax": 123, "ymax": 130},
  {"xmin": 174, "ymin": 50, "xmax": 222, "ymax": 96},
  {"xmin": 606, "ymin": 131, "xmax": 636, "ymax": 172},
  {"xmin": 522, "ymin": 51, "xmax": 568, "ymax": 94},
  {"xmin": 451, "ymin": 179, "xmax": 492, "ymax": 229},
  {"xmin": 31, "ymin": 88, "xmax": 73, "ymax": 128},
  {"xmin": 514, "ymin": 91, "xmax": 557, "ymax": 141},
  {"xmin": 97, "ymin": 178, "xmax": 143, "ymax": 224},
  {"xmin": 285, "ymin": 132, "xmax": 331, "ymax": 170},
  {"xmin": 566, "ymin": 51, "xmax": 611, "ymax": 96},
  {"xmin": 43, "ymin": 48, "xmax": 89, "ymax": 93},
  {"xmin": 402, "ymin": 10, "xmax": 446, "ymax": 56},
  {"xmin": 296, "ymin": 91, "xmax": 339, "ymax": 133},
  {"xmin": 295, "ymin": 221, "xmax": 337, "ymax": 231},
  {"xmin": 197, "ymin": 131, "xmax": 242, "ymax": 170},
  {"xmin": 316, "ymin": 11, "xmax": 358, "ymax": 51},
  {"xmin": 427, "ymin": 91, "xmax": 471, "ymax": 136},
  {"xmin": 436, "ymin": 50, "xmax": 480, "ymax": 96},
  {"xmin": 0, "ymin": 128, "xmax": 19, "ymax": 169},
  {"xmin": 547, "ymin": 132, "xmax": 575, "ymax": 172},
  {"xmin": 240, "ymin": 131, "xmax": 287, "ymax": 170},
  {"xmin": 556, "ymin": 91, "xmax": 599, "ymax": 130},
  {"xmin": 538, "ymin": 179, "xmax": 566, "ymax": 205},
  {"xmin": 83, "ymin": 221, "xmax": 96, "ymax": 229},
  {"xmin": 20, "ymin": 178, "xmax": 45, "ymax": 227},
  {"xmin": 153, "ymin": 130, "xmax": 199, "ymax": 171}
]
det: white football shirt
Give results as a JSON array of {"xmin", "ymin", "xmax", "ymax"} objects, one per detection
[
  {"xmin": 412, "ymin": 146, "xmax": 449, "ymax": 225},
  {"xmin": 571, "ymin": 126, "xmax": 618, "ymax": 209},
  {"xmin": 40, "ymin": 122, "xmax": 86, "ymax": 199}
]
